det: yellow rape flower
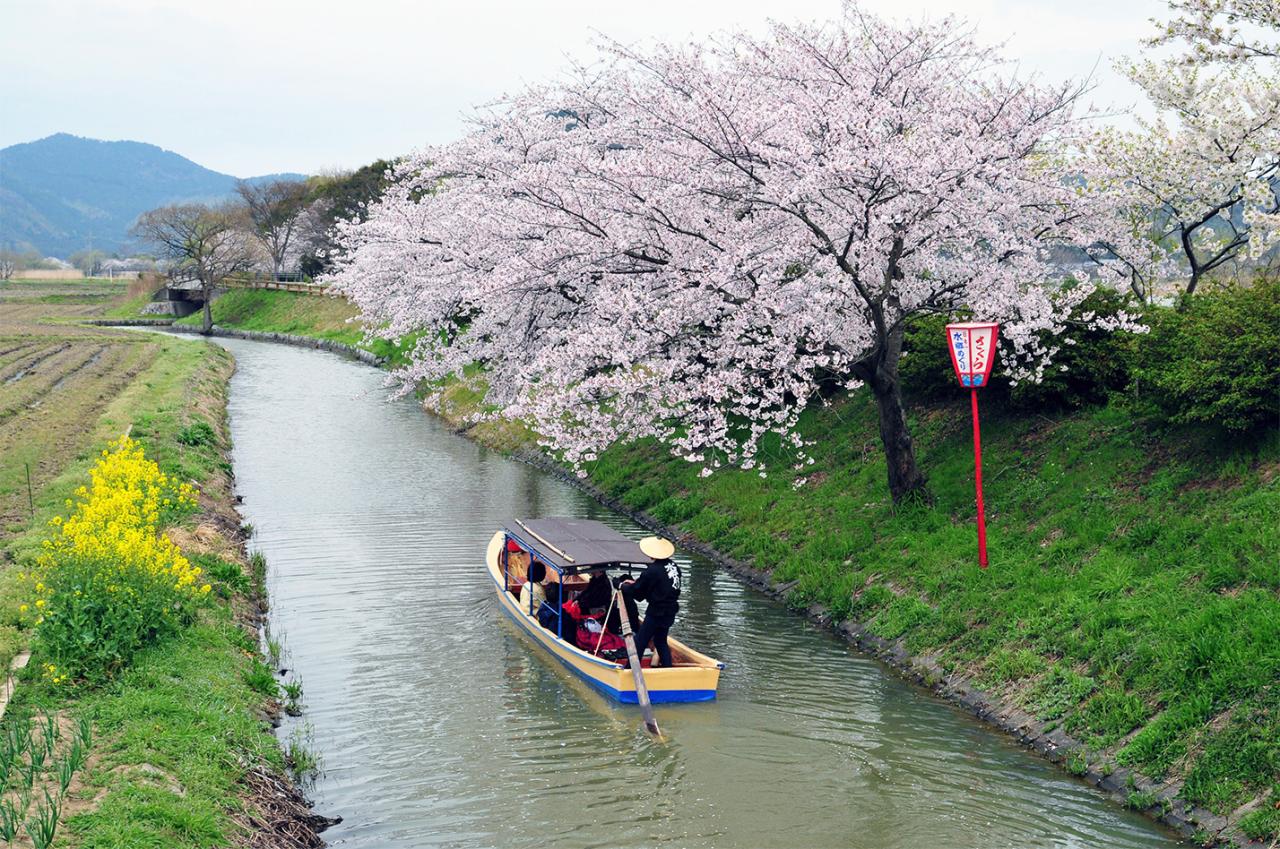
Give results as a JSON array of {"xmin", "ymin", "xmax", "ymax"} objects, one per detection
[{"xmin": 30, "ymin": 435, "xmax": 208, "ymax": 682}]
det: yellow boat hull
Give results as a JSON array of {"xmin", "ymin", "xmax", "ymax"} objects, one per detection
[{"xmin": 486, "ymin": 532, "xmax": 722, "ymax": 703}]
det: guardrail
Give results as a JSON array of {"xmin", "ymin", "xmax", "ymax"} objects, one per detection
[{"xmin": 220, "ymin": 277, "xmax": 330, "ymax": 295}]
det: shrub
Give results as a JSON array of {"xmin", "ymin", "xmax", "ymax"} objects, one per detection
[
  {"xmin": 1005, "ymin": 287, "xmax": 1142, "ymax": 410},
  {"xmin": 22, "ymin": 436, "xmax": 211, "ymax": 683},
  {"xmin": 1136, "ymin": 277, "xmax": 1280, "ymax": 433},
  {"xmin": 899, "ymin": 313, "xmax": 959, "ymax": 403},
  {"xmin": 898, "ymin": 287, "xmax": 1143, "ymax": 410},
  {"xmin": 176, "ymin": 418, "xmax": 217, "ymax": 447}
]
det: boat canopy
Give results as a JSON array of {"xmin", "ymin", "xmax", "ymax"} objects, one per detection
[{"xmin": 502, "ymin": 518, "xmax": 655, "ymax": 575}]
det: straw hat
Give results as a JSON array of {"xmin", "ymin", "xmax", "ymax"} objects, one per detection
[{"xmin": 639, "ymin": 536, "xmax": 675, "ymax": 560}]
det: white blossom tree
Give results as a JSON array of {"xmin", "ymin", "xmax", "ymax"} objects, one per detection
[
  {"xmin": 1081, "ymin": 1, "xmax": 1279, "ymax": 296},
  {"xmin": 1147, "ymin": 0, "xmax": 1279, "ymax": 63},
  {"xmin": 330, "ymin": 2, "xmax": 1137, "ymax": 502}
]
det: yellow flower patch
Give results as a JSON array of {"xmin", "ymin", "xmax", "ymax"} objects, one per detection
[{"xmin": 24, "ymin": 435, "xmax": 206, "ymax": 682}]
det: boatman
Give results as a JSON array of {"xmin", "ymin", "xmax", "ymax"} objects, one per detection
[{"xmin": 620, "ymin": 537, "xmax": 682, "ymax": 668}]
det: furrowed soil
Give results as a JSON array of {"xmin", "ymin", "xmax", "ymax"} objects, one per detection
[
  {"xmin": 186, "ymin": 286, "xmax": 1280, "ymax": 847},
  {"xmin": 0, "ymin": 278, "xmax": 329, "ymax": 847}
]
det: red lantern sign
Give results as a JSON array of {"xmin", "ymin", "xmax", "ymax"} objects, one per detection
[
  {"xmin": 945, "ymin": 322, "xmax": 999, "ymax": 388},
  {"xmin": 945, "ymin": 322, "xmax": 1000, "ymax": 569}
]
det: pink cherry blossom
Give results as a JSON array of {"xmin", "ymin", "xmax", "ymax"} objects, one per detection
[{"xmin": 329, "ymin": 1, "xmax": 1143, "ymax": 501}]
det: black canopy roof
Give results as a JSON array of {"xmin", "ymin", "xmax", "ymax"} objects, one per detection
[{"xmin": 502, "ymin": 518, "xmax": 653, "ymax": 574}]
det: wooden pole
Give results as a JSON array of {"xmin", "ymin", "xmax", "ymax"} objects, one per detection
[
  {"xmin": 616, "ymin": 589, "xmax": 660, "ymax": 736},
  {"xmin": 514, "ymin": 519, "xmax": 576, "ymax": 564},
  {"xmin": 25, "ymin": 463, "xmax": 34, "ymax": 520}
]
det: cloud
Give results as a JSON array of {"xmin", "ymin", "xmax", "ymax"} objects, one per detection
[{"xmin": 0, "ymin": 0, "xmax": 1166, "ymax": 175}]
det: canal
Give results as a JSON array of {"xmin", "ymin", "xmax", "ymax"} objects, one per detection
[{"xmin": 213, "ymin": 336, "xmax": 1182, "ymax": 849}]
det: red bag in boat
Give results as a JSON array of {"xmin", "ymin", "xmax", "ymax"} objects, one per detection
[{"xmin": 576, "ymin": 621, "xmax": 625, "ymax": 654}]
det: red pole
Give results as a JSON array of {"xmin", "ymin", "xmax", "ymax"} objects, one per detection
[{"xmin": 971, "ymin": 388, "xmax": 989, "ymax": 569}]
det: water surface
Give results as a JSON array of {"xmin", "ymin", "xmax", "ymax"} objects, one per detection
[{"xmin": 214, "ymin": 336, "xmax": 1181, "ymax": 849}]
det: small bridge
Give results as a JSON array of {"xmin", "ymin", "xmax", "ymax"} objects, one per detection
[{"xmin": 150, "ymin": 273, "xmax": 332, "ymax": 317}]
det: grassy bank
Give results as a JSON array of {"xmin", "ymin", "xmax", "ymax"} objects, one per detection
[
  {"xmin": 148, "ymin": 282, "xmax": 1280, "ymax": 844},
  {"xmin": 0, "ymin": 280, "xmax": 317, "ymax": 847},
  {"xmin": 586, "ymin": 394, "xmax": 1278, "ymax": 838},
  {"xmin": 175, "ymin": 289, "xmax": 364, "ymax": 345}
]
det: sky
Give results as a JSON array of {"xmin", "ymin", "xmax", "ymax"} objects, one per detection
[{"xmin": 0, "ymin": 0, "xmax": 1167, "ymax": 177}]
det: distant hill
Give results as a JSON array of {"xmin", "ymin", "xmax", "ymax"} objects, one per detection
[{"xmin": 0, "ymin": 133, "xmax": 305, "ymax": 257}]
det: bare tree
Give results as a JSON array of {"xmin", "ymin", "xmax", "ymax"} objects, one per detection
[
  {"xmin": 131, "ymin": 203, "xmax": 257, "ymax": 334},
  {"xmin": 68, "ymin": 248, "xmax": 107, "ymax": 277},
  {"xmin": 236, "ymin": 179, "xmax": 310, "ymax": 279},
  {"xmin": 0, "ymin": 251, "xmax": 16, "ymax": 281}
]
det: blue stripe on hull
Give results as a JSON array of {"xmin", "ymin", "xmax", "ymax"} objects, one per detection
[
  {"xmin": 619, "ymin": 688, "xmax": 717, "ymax": 704},
  {"xmin": 496, "ymin": 591, "xmax": 717, "ymax": 704}
]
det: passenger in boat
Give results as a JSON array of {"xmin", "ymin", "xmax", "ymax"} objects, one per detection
[
  {"xmin": 574, "ymin": 566, "xmax": 623, "ymax": 636},
  {"xmin": 519, "ymin": 560, "xmax": 547, "ymax": 616},
  {"xmin": 620, "ymin": 537, "xmax": 682, "ymax": 668},
  {"xmin": 576, "ymin": 566, "xmax": 613, "ymax": 613},
  {"xmin": 558, "ymin": 596, "xmax": 583, "ymax": 645}
]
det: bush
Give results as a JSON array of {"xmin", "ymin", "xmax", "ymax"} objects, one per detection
[
  {"xmin": 176, "ymin": 418, "xmax": 217, "ymax": 447},
  {"xmin": 22, "ymin": 437, "xmax": 211, "ymax": 683},
  {"xmin": 898, "ymin": 313, "xmax": 959, "ymax": 403},
  {"xmin": 1006, "ymin": 287, "xmax": 1141, "ymax": 410},
  {"xmin": 899, "ymin": 287, "xmax": 1143, "ymax": 410},
  {"xmin": 1136, "ymin": 278, "xmax": 1280, "ymax": 433}
]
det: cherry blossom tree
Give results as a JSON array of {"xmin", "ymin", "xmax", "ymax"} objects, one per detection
[
  {"xmin": 1080, "ymin": 1, "xmax": 1279, "ymax": 297},
  {"xmin": 1147, "ymin": 0, "xmax": 1279, "ymax": 64},
  {"xmin": 330, "ymin": 2, "xmax": 1134, "ymax": 502}
]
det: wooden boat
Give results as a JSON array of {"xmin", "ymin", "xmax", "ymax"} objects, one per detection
[{"xmin": 486, "ymin": 518, "xmax": 724, "ymax": 704}]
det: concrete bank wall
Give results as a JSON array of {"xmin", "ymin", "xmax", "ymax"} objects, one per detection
[{"xmin": 167, "ymin": 325, "xmax": 383, "ymax": 366}]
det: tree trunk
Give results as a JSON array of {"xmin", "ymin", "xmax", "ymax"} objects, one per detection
[
  {"xmin": 868, "ymin": 374, "xmax": 928, "ymax": 503},
  {"xmin": 853, "ymin": 320, "xmax": 929, "ymax": 504},
  {"xmin": 201, "ymin": 279, "xmax": 213, "ymax": 335},
  {"xmin": 1182, "ymin": 226, "xmax": 1202, "ymax": 296}
]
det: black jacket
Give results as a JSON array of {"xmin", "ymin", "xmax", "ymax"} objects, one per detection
[
  {"xmin": 576, "ymin": 572, "xmax": 613, "ymax": 611},
  {"xmin": 623, "ymin": 558, "xmax": 681, "ymax": 620}
]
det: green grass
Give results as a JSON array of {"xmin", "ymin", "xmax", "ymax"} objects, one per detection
[
  {"xmin": 51, "ymin": 604, "xmax": 284, "ymax": 847},
  {"xmin": 1, "ymin": 339, "xmax": 232, "ymax": 569},
  {"xmin": 171, "ymin": 288, "xmax": 425, "ymax": 366},
  {"xmin": 151, "ymin": 279, "xmax": 1280, "ymax": 839},
  {"xmin": 175, "ymin": 289, "xmax": 365, "ymax": 345},
  {"xmin": 104, "ymin": 292, "xmax": 161, "ymax": 318},
  {"xmin": 579, "ymin": 392, "xmax": 1279, "ymax": 835},
  {"xmin": 0, "ymin": 328, "xmax": 296, "ymax": 845}
]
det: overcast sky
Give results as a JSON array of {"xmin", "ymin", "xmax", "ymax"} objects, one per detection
[{"xmin": 1, "ymin": 0, "xmax": 1166, "ymax": 177}]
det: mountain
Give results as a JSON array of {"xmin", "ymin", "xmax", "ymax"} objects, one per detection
[{"xmin": 0, "ymin": 134, "xmax": 305, "ymax": 257}]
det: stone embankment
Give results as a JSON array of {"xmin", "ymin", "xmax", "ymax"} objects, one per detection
[{"xmin": 90, "ymin": 319, "xmax": 383, "ymax": 366}]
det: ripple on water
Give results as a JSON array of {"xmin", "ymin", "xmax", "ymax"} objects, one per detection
[{"xmin": 213, "ymin": 337, "xmax": 1182, "ymax": 849}]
